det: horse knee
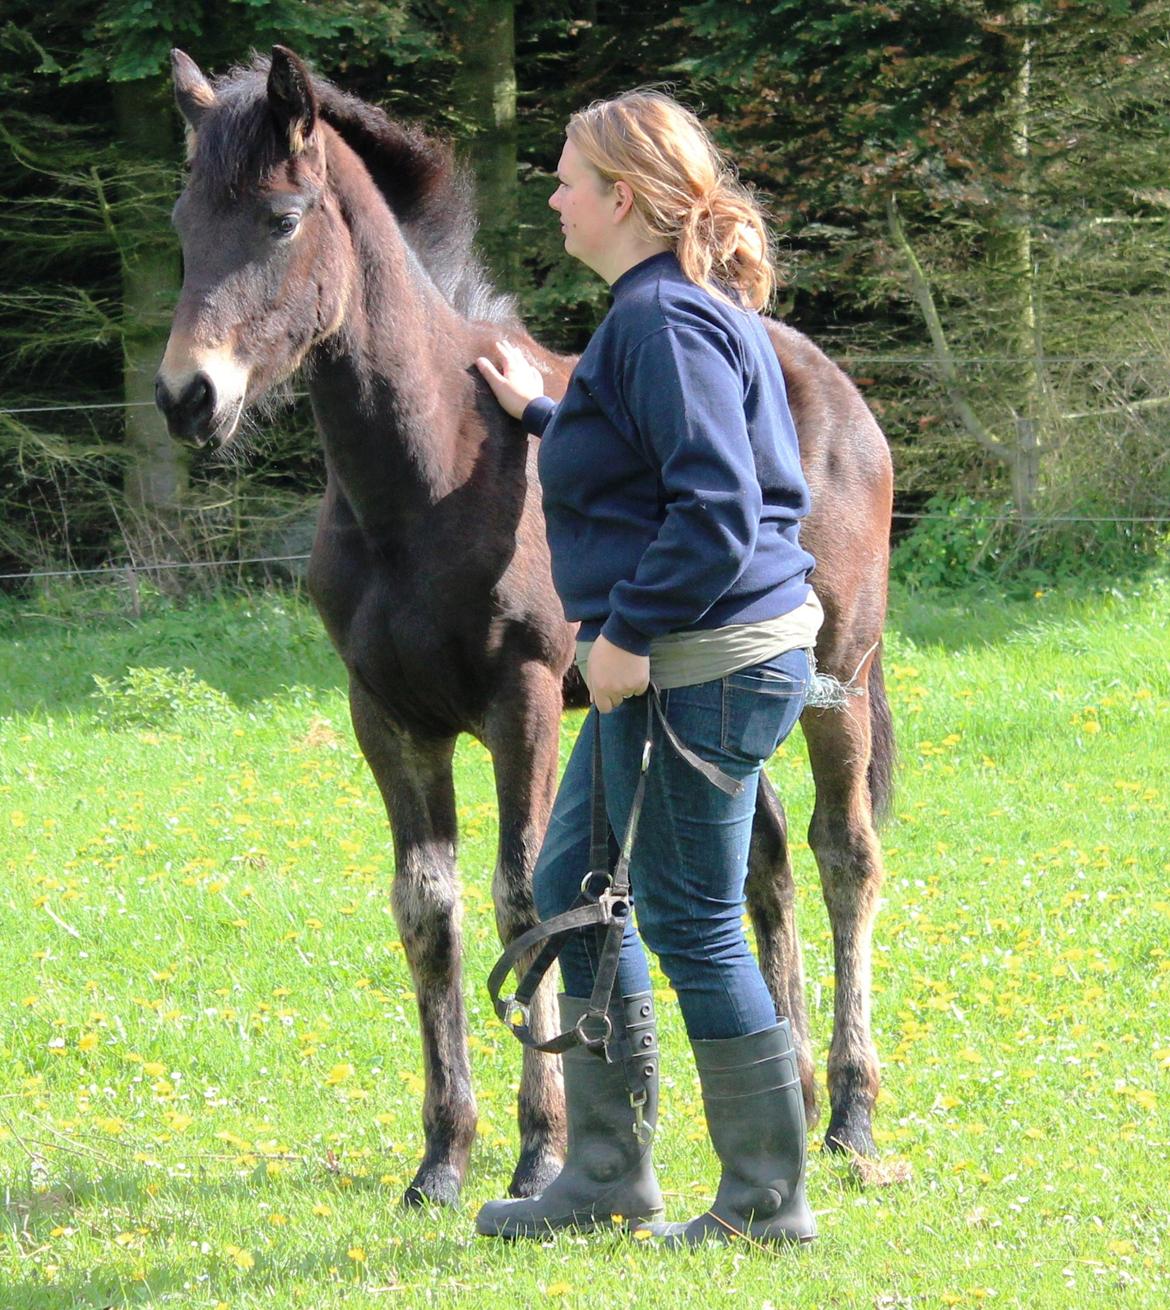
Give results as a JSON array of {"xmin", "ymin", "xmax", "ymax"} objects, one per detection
[
  {"xmin": 496, "ymin": 818, "xmax": 543, "ymax": 886},
  {"xmin": 745, "ymin": 858, "xmax": 796, "ymax": 920},
  {"xmin": 492, "ymin": 875, "xmax": 540, "ymax": 945},
  {"xmin": 392, "ymin": 873, "xmax": 462, "ymax": 979},
  {"xmin": 809, "ymin": 807, "xmax": 883, "ymax": 882}
]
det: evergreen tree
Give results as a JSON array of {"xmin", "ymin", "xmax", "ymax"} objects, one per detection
[
  {"xmin": 0, "ymin": 2, "xmax": 438, "ymax": 574},
  {"xmin": 2, "ymin": 1, "xmax": 1166, "ymax": 579},
  {"xmin": 683, "ymin": 0, "xmax": 1170, "ymax": 547}
]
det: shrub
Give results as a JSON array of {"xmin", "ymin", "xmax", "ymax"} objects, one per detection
[
  {"xmin": 890, "ymin": 495, "xmax": 1007, "ymax": 590},
  {"xmin": 891, "ymin": 493, "xmax": 1170, "ymax": 592},
  {"xmin": 91, "ymin": 665, "xmax": 233, "ymax": 728}
]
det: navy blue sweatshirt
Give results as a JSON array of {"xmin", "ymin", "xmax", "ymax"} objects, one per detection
[{"xmin": 525, "ymin": 252, "xmax": 815, "ymax": 656}]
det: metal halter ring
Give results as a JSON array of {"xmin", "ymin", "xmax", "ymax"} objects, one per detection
[
  {"xmin": 630, "ymin": 1088, "xmax": 653, "ymax": 1145},
  {"xmin": 502, "ymin": 996, "xmax": 530, "ymax": 1030},
  {"xmin": 573, "ymin": 1009, "xmax": 613, "ymax": 1050},
  {"xmin": 580, "ymin": 870, "xmax": 611, "ymax": 898}
]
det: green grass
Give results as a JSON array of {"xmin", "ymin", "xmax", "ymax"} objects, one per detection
[{"xmin": 1, "ymin": 577, "xmax": 1168, "ymax": 1308}]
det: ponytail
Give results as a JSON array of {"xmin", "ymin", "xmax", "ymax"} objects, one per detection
[{"xmin": 567, "ymin": 90, "xmax": 776, "ymax": 311}]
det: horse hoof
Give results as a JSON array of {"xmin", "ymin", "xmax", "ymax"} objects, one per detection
[
  {"xmin": 402, "ymin": 1163, "xmax": 462, "ymax": 1208},
  {"xmin": 507, "ymin": 1147, "xmax": 563, "ymax": 1199},
  {"xmin": 822, "ymin": 1110, "xmax": 877, "ymax": 1160}
]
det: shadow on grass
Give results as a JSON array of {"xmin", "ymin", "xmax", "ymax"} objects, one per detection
[
  {"xmin": 2, "ymin": 1165, "xmax": 477, "ymax": 1307},
  {"xmin": 0, "ymin": 587, "xmax": 345, "ymax": 719},
  {"xmin": 3, "ymin": 572, "xmax": 1165, "ymax": 718},
  {"xmin": 887, "ymin": 572, "xmax": 1167, "ymax": 653}
]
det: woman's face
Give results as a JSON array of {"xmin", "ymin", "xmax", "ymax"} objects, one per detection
[{"xmin": 549, "ymin": 138, "xmax": 618, "ymax": 274}]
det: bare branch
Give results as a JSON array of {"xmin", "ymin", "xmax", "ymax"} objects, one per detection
[
  {"xmin": 1062, "ymin": 394, "xmax": 1170, "ymax": 421},
  {"xmin": 886, "ymin": 194, "xmax": 1008, "ymax": 462}
]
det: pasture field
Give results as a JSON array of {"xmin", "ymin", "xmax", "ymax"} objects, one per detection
[{"xmin": 1, "ymin": 577, "xmax": 1167, "ymax": 1309}]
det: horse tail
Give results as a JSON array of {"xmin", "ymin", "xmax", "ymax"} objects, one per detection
[{"xmin": 866, "ymin": 644, "xmax": 896, "ymax": 825}]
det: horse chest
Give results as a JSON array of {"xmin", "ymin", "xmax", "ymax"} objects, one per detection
[{"xmin": 309, "ymin": 514, "xmax": 517, "ymax": 732}]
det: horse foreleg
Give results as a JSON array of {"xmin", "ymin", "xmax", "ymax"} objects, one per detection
[
  {"xmin": 802, "ymin": 693, "xmax": 886, "ymax": 1158},
  {"xmin": 482, "ymin": 661, "xmax": 566, "ymax": 1198},
  {"xmin": 745, "ymin": 771, "xmax": 816, "ymax": 1121},
  {"xmin": 349, "ymin": 681, "xmax": 476, "ymax": 1205}
]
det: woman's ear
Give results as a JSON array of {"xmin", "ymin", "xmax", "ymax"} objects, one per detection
[{"xmin": 612, "ymin": 179, "xmax": 635, "ymax": 223}]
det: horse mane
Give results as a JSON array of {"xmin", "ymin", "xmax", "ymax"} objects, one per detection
[{"xmin": 204, "ymin": 55, "xmax": 516, "ymax": 326}]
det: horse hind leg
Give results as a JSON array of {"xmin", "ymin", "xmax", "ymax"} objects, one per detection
[
  {"xmin": 349, "ymin": 680, "xmax": 476, "ymax": 1206},
  {"xmin": 802, "ymin": 681, "xmax": 888, "ymax": 1160},
  {"xmin": 481, "ymin": 659, "xmax": 567, "ymax": 1199},
  {"xmin": 745, "ymin": 770, "xmax": 816, "ymax": 1121}
]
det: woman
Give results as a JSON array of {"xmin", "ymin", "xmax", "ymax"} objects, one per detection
[{"xmin": 474, "ymin": 90, "xmax": 821, "ymax": 1246}]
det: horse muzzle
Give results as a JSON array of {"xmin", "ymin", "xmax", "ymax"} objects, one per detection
[{"xmin": 154, "ymin": 370, "xmax": 222, "ymax": 447}]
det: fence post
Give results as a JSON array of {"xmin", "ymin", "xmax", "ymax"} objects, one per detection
[{"xmin": 124, "ymin": 566, "xmax": 141, "ymax": 619}]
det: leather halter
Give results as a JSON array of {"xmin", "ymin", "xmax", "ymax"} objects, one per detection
[{"xmin": 487, "ymin": 686, "xmax": 742, "ymax": 1064}]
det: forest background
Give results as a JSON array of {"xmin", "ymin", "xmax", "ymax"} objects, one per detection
[{"xmin": 2, "ymin": 0, "xmax": 1169, "ymax": 593}]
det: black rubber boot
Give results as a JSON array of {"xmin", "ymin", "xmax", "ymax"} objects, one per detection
[
  {"xmin": 643, "ymin": 1020, "xmax": 815, "ymax": 1246},
  {"xmin": 475, "ymin": 992, "xmax": 663, "ymax": 1237}
]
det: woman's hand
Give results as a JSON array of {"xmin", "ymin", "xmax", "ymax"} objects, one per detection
[
  {"xmin": 587, "ymin": 634, "xmax": 650, "ymax": 713},
  {"xmin": 475, "ymin": 341, "xmax": 545, "ymax": 420}
]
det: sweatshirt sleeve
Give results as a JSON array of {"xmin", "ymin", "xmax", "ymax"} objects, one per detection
[
  {"xmin": 521, "ymin": 395, "xmax": 557, "ymax": 437},
  {"xmin": 600, "ymin": 325, "xmax": 762, "ymax": 655}
]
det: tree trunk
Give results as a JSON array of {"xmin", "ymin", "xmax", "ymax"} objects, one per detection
[
  {"xmin": 986, "ymin": 4, "xmax": 1042, "ymax": 526},
  {"xmin": 448, "ymin": 0, "xmax": 519, "ymax": 292},
  {"xmin": 110, "ymin": 76, "xmax": 186, "ymax": 560}
]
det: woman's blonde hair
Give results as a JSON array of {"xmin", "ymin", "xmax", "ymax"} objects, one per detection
[{"xmin": 566, "ymin": 89, "xmax": 776, "ymax": 312}]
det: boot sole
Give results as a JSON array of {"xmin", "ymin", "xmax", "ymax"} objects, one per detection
[
  {"xmin": 478, "ymin": 1206, "xmax": 666, "ymax": 1240},
  {"xmin": 638, "ymin": 1217, "xmax": 816, "ymax": 1247}
]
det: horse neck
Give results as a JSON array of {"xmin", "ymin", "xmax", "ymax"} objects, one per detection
[{"xmin": 308, "ymin": 136, "xmax": 470, "ymax": 536}]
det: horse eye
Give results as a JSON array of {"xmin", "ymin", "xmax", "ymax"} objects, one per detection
[{"xmin": 272, "ymin": 213, "xmax": 300, "ymax": 238}]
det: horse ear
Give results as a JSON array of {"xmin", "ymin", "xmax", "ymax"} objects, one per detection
[
  {"xmin": 172, "ymin": 49, "xmax": 216, "ymax": 131},
  {"xmin": 268, "ymin": 46, "xmax": 318, "ymax": 156}
]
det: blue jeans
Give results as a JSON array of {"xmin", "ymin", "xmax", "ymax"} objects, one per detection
[{"xmin": 533, "ymin": 648, "xmax": 809, "ymax": 1041}]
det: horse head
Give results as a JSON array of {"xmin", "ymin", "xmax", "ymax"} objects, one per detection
[{"xmin": 155, "ymin": 47, "xmax": 352, "ymax": 450}]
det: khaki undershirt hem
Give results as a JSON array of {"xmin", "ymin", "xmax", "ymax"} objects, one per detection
[{"xmin": 575, "ymin": 590, "xmax": 824, "ymax": 691}]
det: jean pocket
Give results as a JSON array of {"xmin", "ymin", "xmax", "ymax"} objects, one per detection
[{"xmin": 720, "ymin": 666, "xmax": 807, "ymax": 764}]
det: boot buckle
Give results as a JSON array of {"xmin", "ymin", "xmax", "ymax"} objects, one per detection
[{"xmin": 630, "ymin": 1088, "xmax": 652, "ymax": 1144}]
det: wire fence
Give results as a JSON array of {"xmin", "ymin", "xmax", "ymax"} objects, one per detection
[
  {"xmin": 1, "ymin": 396, "xmax": 312, "ymax": 417},
  {"xmin": 2, "ymin": 366, "xmax": 1167, "ymax": 588},
  {"xmin": 2, "ymin": 508, "xmax": 1167, "ymax": 587},
  {"xmin": 0, "ymin": 555, "xmax": 312, "ymax": 584},
  {"xmin": 4, "ymin": 359, "xmax": 1170, "ymax": 417}
]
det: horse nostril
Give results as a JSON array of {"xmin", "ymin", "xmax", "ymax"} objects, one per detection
[
  {"xmin": 156, "ymin": 371, "xmax": 218, "ymax": 442},
  {"xmin": 184, "ymin": 372, "xmax": 215, "ymax": 423}
]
